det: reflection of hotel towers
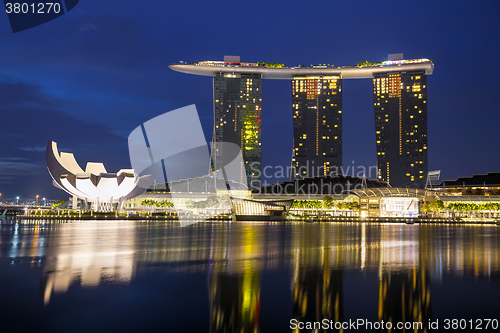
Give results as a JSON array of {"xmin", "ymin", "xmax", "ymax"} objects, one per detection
[
  {"xmin": 211, "ymin": 72, "xmax": 263, "ymax": 188},
  {"xmin": 378, "ymin": 271, "xmax": 431, "ymax": 333},
  {"xmin": 208, "ymin": 226, "xmax": 263, "ymax": 333},
  {"xmin": 291, "ymin": 76, "xmax": 342, "ymax": 179},
  {"xmin": 377, "ymin": 228, "xmax": 431, "ymax": 333},
  {"xmin": 291, "ymin": 225, "xmax": 344, "ymax": 333},
  {"xmin": 39, "ymin": 223, "xmax": 135, "ymax": 305}
]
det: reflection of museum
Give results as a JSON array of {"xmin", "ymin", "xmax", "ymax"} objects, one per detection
[{"xmin": 39, "ymin": 223, "xmax": 136, "ymax": 304}]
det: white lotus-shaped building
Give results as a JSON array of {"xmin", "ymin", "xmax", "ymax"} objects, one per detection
[{"xmin": 46, "ymin": 141, "xmax": 153, "ymax": 209}]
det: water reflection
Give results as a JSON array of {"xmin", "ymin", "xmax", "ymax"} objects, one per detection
[
  {"xmin": 0, "ymin": 221, "xmax": 499, "ymax": 332},
  {"xmin": 377, "ymin": 226, "xmax": 431, "ymax": 333},
  {"xmin": 209, "ymin": 226, "xmax": 262, "ymax": 332},
  {"xmin": 291, "ymin": 224, "xmax": 344, "ymax": 333},
  {"xmin": 39, "ymin": 223, "xmax": 136, "ymax": 304}
]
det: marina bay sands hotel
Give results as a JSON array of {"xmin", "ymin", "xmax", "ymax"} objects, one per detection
[{"xmin": 170, "ymin": 54, "xmax": 434, "ymax": 189}]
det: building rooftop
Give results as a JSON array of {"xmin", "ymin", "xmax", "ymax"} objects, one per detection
[
  {"xmin": 437, "ymin": 172, "xmax": 500, "ymax": 187},
  {"xmin": 352, "ymin": 188, "xmax": 432, "ymax": 198},
  {"xmin": 170, "ymin": 58, "xmax": 434, "ymax": 79},
  {"xmin": 439, "ymin": 195, "xmax": 500, "ymax": 202}
]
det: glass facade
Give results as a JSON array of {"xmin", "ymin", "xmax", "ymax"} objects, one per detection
[
  {"xmin": 230, "ymin": 197, "xmax": 294, "ymax": 220},
  {"xmin": 380, "ymin": 197, "xmax": 419, "ymax": 217},
  {"xmin": 212, "ymin": 74, "xmax": 263, "ymax": 189},
  {"xmin": 360, "ymin": 197, "xmax": 419, "ymax": 218},
  {"xmin": 291, "ymin": 76, "xmax": 342, "ymax": 179},
  {"xmin": 373, "ymin": 71, "xmax": 428, "ymax": 188}
]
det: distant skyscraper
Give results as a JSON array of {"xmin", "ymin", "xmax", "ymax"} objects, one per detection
[
  {"xmin": 373, "ymin": 71, "xmax": 428, "ymax": 188},
  {"xmin": 211, "ymin": 72, "xmax": 263, "ymax": 188},
  {"xmin": 291, "ymin": 76, "xmax": 342, "ymax": 179}
]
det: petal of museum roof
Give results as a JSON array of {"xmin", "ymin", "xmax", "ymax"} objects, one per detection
[{"xmin": 169, "ymin": 55, "xmax": 434, "ymax": 80}]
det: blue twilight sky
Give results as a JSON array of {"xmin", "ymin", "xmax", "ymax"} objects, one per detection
[{"xmin": 0, "ymin": 0, "xmax": 499, "ymax": 199}]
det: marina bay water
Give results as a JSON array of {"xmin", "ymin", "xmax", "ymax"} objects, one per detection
[{"xmin": 0, "ymin": 220, "xmax": 499, "ymax": 332}]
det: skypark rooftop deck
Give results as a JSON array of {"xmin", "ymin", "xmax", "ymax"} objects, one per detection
[{"xmin": 169, "ymin": 58, "xmax": 434, "ymax": 79}]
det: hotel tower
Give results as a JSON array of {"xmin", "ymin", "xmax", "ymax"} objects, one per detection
[
  {"xmin": 212, "ymin": 58, "xmax": 263, "ymax": 188},
  {"xmin": 372, "ymin": 55, "xmax": 428, "ymax": 187},
  {"xmin": 291, "ymin": 76, "xmax": 343, "ymax": 179}
]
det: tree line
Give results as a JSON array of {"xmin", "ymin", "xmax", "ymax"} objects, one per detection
[
  {"xmin": 185, "ymin": 195, "xmax": 230, "ymax": 210},
  {"xmin": 140, "ymin": 199, "xmax": 174, "ymax": 208},
  {"xmin": 446, "ymin": 202, "xmax": 500, "ymax": 212},
  {"xmin": 422, "ymin": 200, "xmax": 500, "ymax": 212},
  {"xmin": 257, "ymin": 62, "xmax": 285, "ymax": 68},
  {"xmin": 291, "ymin": 197, "xmax": 360, "ymax": 211}
]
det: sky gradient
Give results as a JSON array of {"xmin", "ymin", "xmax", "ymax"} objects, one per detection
[{"xmin": 0, "ymin": 0, "xmax": 499, "ymax": 199}]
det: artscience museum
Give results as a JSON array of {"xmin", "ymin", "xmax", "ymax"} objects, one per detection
[{"xmin": 46, "ymin": 141, "xmax": 153, "ymax": 210}]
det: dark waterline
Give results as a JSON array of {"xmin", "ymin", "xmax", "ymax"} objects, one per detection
[{"xmin": 0, "ymin": 220, "xmax": 499, "ymax": 332}]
